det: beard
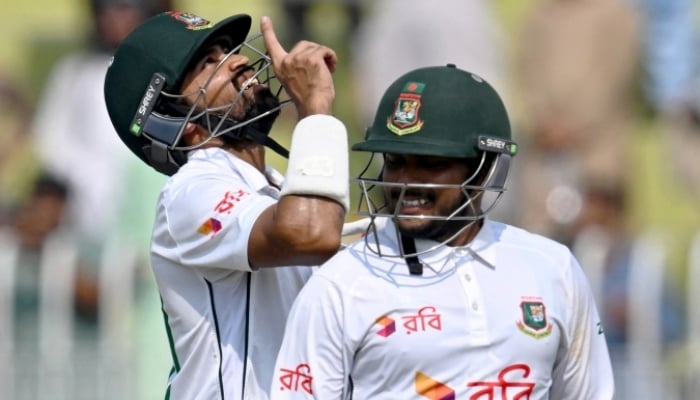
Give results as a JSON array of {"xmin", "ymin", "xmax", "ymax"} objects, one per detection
[
  {"xmin": 389, "ymin": 191, "xmax": 477, "ymax": 243},
  {"xmin": 242, "ymin": 84, "xmax": 281, "ymax": 135},
  {"xmin": 397, "ymin": 214, "xmax": 468, "ymax": 243}
]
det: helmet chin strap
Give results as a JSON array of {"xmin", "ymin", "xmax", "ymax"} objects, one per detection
[
  {"xmin": 400, "ymin": 234, "xmax": 423, "ymax": 275},
  {"xmin": 139, "ymin": 110, "xmax": 290, "ymax": 176},
  {"xmin": 222, "ymin": 116, "xmax": 289, "ymax": 158},
  {"xmin": 142, "ymin": 141, "xmax": 187, "ymax": 176},
  {"xmin": 140, "ymin": 112, "xmax": 190, "ymax": 175},
  {"xmin": 177, "ymin": 100, "xmax": 289, "ymax": 158}
]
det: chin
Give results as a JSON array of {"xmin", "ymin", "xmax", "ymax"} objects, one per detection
[
  {"xmin": 253, "ymin": 85, "xmax": 280, "ymax": 112},
  {"xmin": 396, "ymin": 220, "xmax": 434, "ymax": 238}
]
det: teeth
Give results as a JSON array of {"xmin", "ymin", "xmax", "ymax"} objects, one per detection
[
  {"xmin": 402, "ymin": 199, "xmax": 428, "ymax": 207},
  {"xmin": 242, "ymin": 77, "xmax": 259, "ymax": 89}
]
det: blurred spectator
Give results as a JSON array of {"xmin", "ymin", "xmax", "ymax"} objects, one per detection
[
  {"xmin": 570, "ymin": 182, "xmax": 685, "ymax": 399},
  {"xmin": 10, "ymin": 174, "xmax": 74, "ymax": 334},
  {"xmin": 30, "ymin": 0, "xmax": 170, "ymax": 259},
  {"xmin": 573, "ymin": 183, "xmax": 684, "ymax": 346},
  {"xmin": 635, "ymin": 0, "xmax": 699, "ymax": 115},
  {"xmin": 4, "ymin": 171, "xmax": 102, "ymax": 400},
  {"xmin": 634, "ymin": 0, "xmax": 700, "ymax": 197},
  {"xmin": 512, "ymin": 0, "xmax": 642, "ymax": 244},
  {"xmin": 27, "ymin": 3, "xmax": 172, "ymax": 396},
  {"xmin": 277, "ymin": 0, "xmax": 364, "ymax": 48},
  {"xmin": 0, "ymin": 73, "xmax": 38, "ymax": 224}
]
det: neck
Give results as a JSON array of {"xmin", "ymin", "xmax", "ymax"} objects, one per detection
[
  {"xmin": 226, "ymin": 142, "xmax": 266, "ymax": 173},
  {"xmin": 195, "ymin": 135, "xmax": 266, "ymax": 174}
]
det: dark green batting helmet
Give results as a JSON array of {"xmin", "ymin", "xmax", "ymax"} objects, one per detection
[
  {"xmin": 352, "ymin": 64, "xmax": 517, "ymax": 158},
  {"xmin": 352, "ymin": 65, "xmax": 518, "ymax": 265},
  {"xmin": 104, "ymin": 11, "xmax": 287, "ymax": 176}
]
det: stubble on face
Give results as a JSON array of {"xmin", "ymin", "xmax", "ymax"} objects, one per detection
[
  {"xmin": 380, "ymin": 154, "xmax": 485, "ymax": 245},
  {"xmin": 386, "ymin": 186, "xmax": 471, "ymax": 242}
]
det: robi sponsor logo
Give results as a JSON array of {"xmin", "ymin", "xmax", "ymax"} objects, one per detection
[
  {"xmin": 197, "ymin": 218, "xmax": 222, "ymax": 237},
  {"xmin": 277, "ymin": 363, "xmax": 313, "ymax": 394},
  {"xmin": 416, "ymin": 364, "xmax": 536, "ymax": 400},
  {"xmin": 214, "ymin": 190, "xmax": 249, "ymax": 214},
  {"xmin": 374, "ymin": 306, "xmax": 443, "ymax": 338},
  {"xmin": 467, "ymin": 364, "xmax": 535, "ymax": 399},
  {"xmin": 416, "ymin": 372, "xmax": 455, "ymax": 400},
  {"xmin": 375, "ymin": 315, "xmax": 396, "ymax": 337}
]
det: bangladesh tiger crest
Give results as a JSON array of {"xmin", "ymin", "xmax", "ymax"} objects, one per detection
[
  {"xmin": 167, "ymin": 11, "xmax": 213, "ymax": 30},
  {"xmin": 387, "ymin": 82, "xmax": 425, "ymax": 136},
  {"xmin": 516, "ymin": 300, "xmax": 553, "ymax": 339}
]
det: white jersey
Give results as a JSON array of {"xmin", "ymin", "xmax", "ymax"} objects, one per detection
[
  {"xmin": 151, "ymin": 147, "xmax": 314, "ymax": 400},
  {"xmin": 271, "ymin": 218, "xmax": 613, "ymax": 399}
]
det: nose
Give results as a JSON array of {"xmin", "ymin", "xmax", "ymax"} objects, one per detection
[{"xmin": 225, "ymin": 53, "xmax": 250, "ymax": 72}]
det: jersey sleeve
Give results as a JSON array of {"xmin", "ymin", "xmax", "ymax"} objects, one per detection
[
  {"xmin": 550, "ymin": 254, "xmax": 615, "ymax": 399},
  {"xmin": 270, "ymin": 273, "xmax": 352, "ymax": 400},
  {"xmin": 151, "ymin": 174, "xmax": 275, "ymax": 273}
]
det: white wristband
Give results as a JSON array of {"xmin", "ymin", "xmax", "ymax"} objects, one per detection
[{"xmin": 280, "ymin": 114, "xmax": 350, "ymax": 211}]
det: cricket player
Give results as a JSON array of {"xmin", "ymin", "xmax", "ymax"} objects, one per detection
[
  {"xmin": 270, "ymin": 65, "xmax": 614, "ymax": 399},
  {"xmin": 103, "ymin": 11, "xmax": 348, "ymax": 400}
]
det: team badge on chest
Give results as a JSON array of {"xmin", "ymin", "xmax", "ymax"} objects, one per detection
[
  {"xmin": 387, "ymin": 82, "xmax": 425, "ymax": 136},
  {"xmin": 516, "ymin": 300, "xmax": 553, "ymax": 339}
]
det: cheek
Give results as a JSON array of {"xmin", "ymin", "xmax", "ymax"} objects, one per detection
[
  {"xmin": 181, "ymin": 73, "xmax": 233, "ymax": 107},
  {"xmin": 204, "ymin": 79, "xmax": 234, "ymax": 105},
  {"xmin": 381, "ymin": 168, "xmax": 398, "ymax": 183}
]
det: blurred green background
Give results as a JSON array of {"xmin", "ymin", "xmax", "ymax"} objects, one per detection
[{"xmin": 2, "ymin": 0, "xmax": 699, "ymax": 398}]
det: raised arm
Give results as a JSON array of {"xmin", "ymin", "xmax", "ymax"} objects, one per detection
[{"xmin": 248, "ymin": 16, "xmax": 348, "ymax": 269}]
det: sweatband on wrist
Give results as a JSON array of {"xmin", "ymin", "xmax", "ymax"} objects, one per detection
[{"xmin": 280, "ymin": 114, "xmax": 350, "ymax": 211}]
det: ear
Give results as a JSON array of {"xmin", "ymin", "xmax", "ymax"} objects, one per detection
[
  {"xmin": 181, "ymin": 122, "xmax": 202, "ymax": 145},
  {"xmin": 183, "ymin": 122, "xmax": 198, "ymax": 135}
]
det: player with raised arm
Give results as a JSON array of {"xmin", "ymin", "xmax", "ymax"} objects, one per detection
[{"xmin": 103, "ymin": 11, "xmax": 347, "ymax": 400}]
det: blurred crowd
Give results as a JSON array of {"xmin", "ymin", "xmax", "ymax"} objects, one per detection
[{"xmin": 1, "ymin": 0, "xmax": 699, "ymax": 399}]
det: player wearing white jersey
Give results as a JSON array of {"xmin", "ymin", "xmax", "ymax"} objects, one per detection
[
  {"xmin": 271, "ymin": 65, "xmax": 614, "ymax": 399},
  {"xmin": 104, "ymin": 11, "xmax": 348, "ymax": 400}
]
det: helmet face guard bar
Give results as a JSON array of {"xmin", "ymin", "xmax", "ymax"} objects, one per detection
[
  {"xmin": 352, "ymin": 148, "xmax": 513, "ymax": 260},
  {"xmin": 131, "ymin": 33, "xmax": 291, "ymax": 175}
]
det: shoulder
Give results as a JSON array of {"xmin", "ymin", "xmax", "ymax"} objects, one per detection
[
  {"xmin": 155, "ymin": 151, "xmax": 275, "ymax": 234},
  {"xmin": 305, "ymin": 239, "xmax": 381, "ymax": 287},
  {"xmin": 494, "ymin": 221, "xmax": 569, "ymax": 251},
  {"xmin": 162, "ymin": 150, "xmax": 264, "ymax": 204},
  {"xmin": 311, "ymin": 244, "xmax": 366, "ymax": 281},
  {"xmin": 484, "ymin": 221, "xmax": 590, "ymax": 301},
  {"xmin": 486, "ymin": 220, "xmax": 576, "ymax": 269}
]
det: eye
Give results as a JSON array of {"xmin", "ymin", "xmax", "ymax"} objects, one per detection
[
  {"xmin": 204, "ymin": 55, "xmax": 219, "ymax": 65},
  {"xmin": 421, "ymin": 158, "xmax": 450, "ymax": 170},
  {"xmin": 383, "ymin": 154, "xmax": 403, "ymax": 169},
  {"xmin": 201, "ymin": 44, "xmax": 230, "ymax": 66}
]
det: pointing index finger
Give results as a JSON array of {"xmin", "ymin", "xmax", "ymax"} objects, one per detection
[{"xmin": 260, "ymin": 16, "xmax": 286, "ymax": 64}]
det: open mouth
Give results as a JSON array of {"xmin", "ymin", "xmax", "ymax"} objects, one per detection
[
  {"xmin": 234, "ymin": 66, "xmax": 261, "ymax": 92},
  {"xmin": 402, "ymin": 198, "xmax": 429, "ymax": 207},
  {"xmin": 241, "ymin": 76, "xmax": 259, "ymax": 90},
  {"xmin": 391, "ymin": 189, "xmax": 433, "ymax": 214}
]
